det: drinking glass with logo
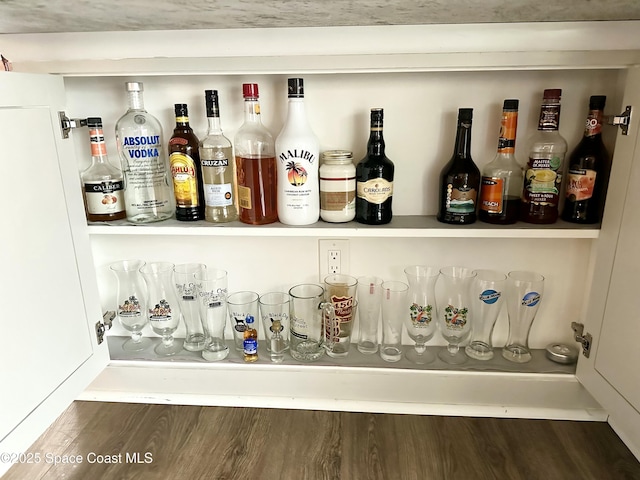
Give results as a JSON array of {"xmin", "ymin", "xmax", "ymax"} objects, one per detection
[
  {"xmin": 289, "ymin": 284, "xmax": 336, "ymax": 362},
  {"xmin": 323, "ymin": 274, "xmax": 358, "ymax": 358},
  {"xmin": 404, "ymin": 266, "xmax": 439, "ymax": 364},
  {"xmin": 356, "ymin": 276, "xmax": 383, "ymax": 354},
  {"xmin": 110, "ymin": 259, "xmax": 149, "ymax": 352},
  {"xmin": 174, "ymin": 263, "xmax": 208, "ymax": 352},
  {"xmin": 227, "ymin": 291, "xmax": 260, "ymax": 352},
  {"xmin": 436, "ymin": 266, "xmax": 476, "ymax": 364},
  {"xmin": 195, "ymin": 268, "xmax": 229, "ymax": 361},
  {"xmin": 465, "ymin": 269, "xmax": 506, "ymax": 361},
  {"xmin": 502, "ymin": 271, "xmax": 545, "ymax": 363},
  {"xmin": 259, "ymin": 292, "xmax": 290, "ymax": 354},
  {"xmin": 140, "ymin": 262, "xmax": 182, "ymax": 356}
]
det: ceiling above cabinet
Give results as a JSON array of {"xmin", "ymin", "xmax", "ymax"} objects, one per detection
[{"xmin": 1, "ymin": 0, "xmax": 639, "ymax": 34}]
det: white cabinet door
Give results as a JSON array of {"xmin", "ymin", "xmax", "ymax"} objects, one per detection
[
  {"xmin": 577, "ymin": 66, "xmax": 640, "ymax": 460},
  {"xmin": 0, "ymin": 73, "xmax": 108, "ymax": 475}
]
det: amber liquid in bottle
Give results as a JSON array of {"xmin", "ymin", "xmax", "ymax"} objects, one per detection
[{"xmin": 236, "ymin": 155, "xmax": 278, "ymax": 224}]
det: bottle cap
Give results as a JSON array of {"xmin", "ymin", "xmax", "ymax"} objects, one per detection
[
  {"xmin": 589, "ymin": 95, "xmax": 607, "ymax": 110},
  {"xmin": 287, "ymin": 78, "xmax": 304, "ymax": 98},
  {"xmin": 243, "ymin": 83, "xmax": 259, "ymax": 98},
  {"xmin": 503, "ymin": 99, "xmax": 519, "ymax": 110},
  {"xmin": 246, "ymin": 315, "xmax": 255, "ymax": 324},
  {"xmin": 458, "ymin": 108, "xmax": 473, "ymax": 121},
  {"xmin": 370, "ymin": 108, "xmax": 384, "ymax": 127},
  {"xmin": 174, "ymin": 103, "xmax": 189, "ymax": 116},
  {"xmin": 86, "ymin": 117, "xmax": 103, "ymax": 128},
  {"xmin": 205, "ymin": 90, "xmax": 219, "ymax": 117},
  {"xmin": 322, "ymin": 150, "xmax": 353, "ymax": 162},
  {"xmin": 543, "ymin": 89, "xmax": 562, "ymax": 100},
  {"xmin": 125, "ymin": 82, "xmax": 143, "ymax": 92}
]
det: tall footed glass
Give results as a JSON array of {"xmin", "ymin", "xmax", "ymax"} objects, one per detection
[
  {"xmin": 437, "ymin": 266, "xmax": 476, "ymax": 364},
  {"xmin": 195, "ymin": 269, "xmax": 229, "ymax": 361},
  {"xmin": 404, "ymin": 266, "xmax": 439, "ymax": 364},
  {"xmin": 503, "ymin": 271, "xmax": 545, "ymax": 363},
  {"xmin": 465, "ymin": 269, "xmax": 506, "ymax": 361},
  {"xmin": 173, "ymin": 263, "xmax": 208, "ymax": 352},
  {"xmin": 110, "ymin": 260, "xmax": 149, "ymax": 351},
  {"xmin": 141, "ymin": 262, "xmax": 183, "ymax": 356}
]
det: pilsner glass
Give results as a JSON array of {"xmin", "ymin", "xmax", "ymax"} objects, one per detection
[
  {"xmin": 380, "ymin": 281, "xmax": 409, "ymax": 362},
  {"xmin": 174, "ymin": 263, "xmax": 208, "ymax": 352},
  {"xmin": 141, "ymin": 262, "xmax": 183, "ymax": 356},
  {"xmin": 465, "ymin": 269, "xmax": 506, "ymax": 361},
  {"xmin": 502, "ymin": 271, "xmax": 545, "ymax": 363},
  {"xmin": 437, "ymin": 266, "xmax": 476, "ymax": 364},
  {"xmin": 110, "ymin": 259, "xmax": 150, "ymax": 351},
  {"xmin": 195, "ymin": 268, "xmax": 229, "ymax": 361},
  {"xmin": 404, "ymin": 266, "xmax": 439, "ymax": 365},
  {"xmin": 356, "ymin": 276, "xmax": 383, "ymax": 354}
]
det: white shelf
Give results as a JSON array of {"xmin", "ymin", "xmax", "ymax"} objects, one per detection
[{"xmin": 87, "ymin": 215, "xmax": 600, "ymax": 239}]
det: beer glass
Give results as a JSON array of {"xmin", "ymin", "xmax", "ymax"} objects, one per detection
[
  {"xmin": 259, "ymin": 292, "xmax": 290, "ymax": 353},
  {"xmin": 323, "ymin": 274, "xmax": 358, "ymax": 358},
  {"xmin": 195, "ymin": 268, "xmax": 229, "ymax": 361},
  {"xmin": 110, "ymin": 259, "xmax": 149, "ymax": 351},
  {"xmin": 174, "ymin": 263, "xmax": 208, "ymax": 352},
  {"xmin": 380, "ymin": 280, "xmax": 409, "ymax": 362},
  {"xmin": 227, "ymin": 291, "xmax": 260, "ymax": 352},
  {"xmin": 465, "ymin": 269, "xmax": 506, "ymax": 361},
  {"xmin": 289, "ymin": 284, "xmax": 336, "ymax": 362},
  {"xmin": 356, "ymin": 276, "xmax": 383, "ymax": 354}
]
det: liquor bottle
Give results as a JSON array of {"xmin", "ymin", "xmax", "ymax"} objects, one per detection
[
  {"xmin": 115, "ymin": 82, "xmax": 173, "ymax": 223},
  {"xmin": 243, "ymin": 315, "xmax": 258, "ymax": 362},
  {"xmin": 437, "ymin": 108, "xmax": 481, "ymax": 224},
  {"xmin": 478, "ymin": 100, "xmax": 524, "ymax": 224},
  {"xmin": 520, "ymin": 89, "xmax": 568, "ymax": 224},
  {"xmin": 169, "ymin": 103, "xmax": 204, "ymax": 221},
  {"xmin": 355, "ymin": 108, "xmax": 394, "ymax": 225},
  {"xmin": 80, "ymin": 117, "xmax": 126, "ymax": 222},
  {"xmin": 562, "ymin": 95, "xmax": 611, "ymax": 224},
  {"xmin": 269, "ymin": 319, "xmax": 286, "ymax": 363},
  {"xmin": 199, "ymin": 90, "xmax": 238, "ymax": 223},
  {"xmin": 276, "ymin": 78, "xmax": 320, "ymax": 225},
  {"xmin": 234, "ymin": 83, "xmax": 278, "ymax": 225}
]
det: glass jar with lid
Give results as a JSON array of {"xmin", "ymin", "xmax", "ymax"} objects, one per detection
[{"xmin": 319, "ymin": 150, "xmax": 356, "ymax": 223}]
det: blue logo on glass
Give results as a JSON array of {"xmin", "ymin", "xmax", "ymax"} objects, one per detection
[
  {"xmin": 479, "ymin": 289, "xmax": 501, "ymax": 304},
  {"xmin": 521, "ymin": 292, "xmax": 541, "ymax": 307}
]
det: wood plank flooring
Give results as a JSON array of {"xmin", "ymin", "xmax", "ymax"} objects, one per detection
[{"xmin": 5, "ymin": 401, "xmax": 640, "ymax": 480}]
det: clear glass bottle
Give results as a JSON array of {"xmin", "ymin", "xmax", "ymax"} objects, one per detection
[
  {"xmin": 355, "ymin": 108, "xmax": 394, "ymax": 225},
  {"xmin": 276, "ymin": 77, "xmax": 320, "ymax": 225},
  {"xmin": 521, "ymin": 89, "xmax": 568, "ymax": 224},
  {"xmin": 234, "ymin": 83, "xmax": 278, "ymax": 225},
  {"xmin": 169, "ymin": 103, "xmax": 204, "ymax": 221},
  {"xmin": 562, "ymin": 95, "xmax": 611, "ymax": 224},
  {"xmin": 199, "ymin": 90, "xmax": 238, "ymax": 223},
  {"xmin": 115, "ymin": 82, "xmax": 174, "ymax": 223},
  {"xmin": 80, "ymin": 117, "xmax": 126, "ymax": 222},
  {"xmin": 478, "ymin": 99, "xmax": 523, "ymax": 225},
  {"xmin": 437, "ymin": 108, "xmax": 481, "ymax": 225},
  {"xmin": 320, "ymin": 150, "xmax": 356, "ymax": 223},
  {"xmin": 269, "ymin": 319, "xmax": 286, "ymax": 363}
]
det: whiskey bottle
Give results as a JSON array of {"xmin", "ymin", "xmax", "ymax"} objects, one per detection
[
  {"xmin": 437, "ymin": 108, "xmax": 481, "ymax": 225},
  {"xmin": 199, "ymin": 90, "xmax": 238, "ymax": 223},
  {"xmin": 169, "ymin": 103, "xmax": 204, "ymax": 221},
  {"xmin": 243, "ymin": 315, "xmax": 258, "ymax": 362},
  {"xmin": 355, "ymin": 108, "xmax": 394, "ymax": 225},
  {"xmin": 80, "ymin": 117, "xmax": 126, "ymax": 222},
  {"xmin": 115, "ymin": 82, "xmax": 174, "ymax": 223}
]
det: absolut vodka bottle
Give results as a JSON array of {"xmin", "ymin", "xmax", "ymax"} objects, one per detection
[{"xmin": 115, "ymin": 82, "xmax": 174, "ymax": 223}]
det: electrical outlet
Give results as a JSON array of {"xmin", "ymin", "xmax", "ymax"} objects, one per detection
[{"xmin": 318, "ymin": 239, "xmax": 350, "ymax": 281}]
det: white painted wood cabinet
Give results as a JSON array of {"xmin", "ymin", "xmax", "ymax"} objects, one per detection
[{"xmin": 1, "ymin": 22, "xmax": 639, "ymax": 473}]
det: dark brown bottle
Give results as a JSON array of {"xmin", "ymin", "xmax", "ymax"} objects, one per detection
[
  {"xmin": 562, "ymin": 95, "xmax": 611, "ymax": 224},
  {"xmin": 437, "ymin": 108, "xmax": 481, "ymax": 225},
  {"xmin": 355, "ymin": 108, "xmax": 394, "ymax": 225},
  {"xmin": 169, "ymin": 103, "xmax": 204, "ymax": 221}
]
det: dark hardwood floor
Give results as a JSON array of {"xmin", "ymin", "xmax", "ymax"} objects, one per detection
[{"xmin": 5, "ymin": 401, "xmax": 640, "ymax": 480}]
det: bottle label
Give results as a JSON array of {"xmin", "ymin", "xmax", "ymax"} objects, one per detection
[
  {"xmin": 170, "ymin": 152, "xmax": 199, "ymax": 207},
  {"xmin": 479, "ymin": 177, "xmax": 504, "ymax": 214},
  {"xmin": 238, "ymin": 185, "xmax": 252, "ymax": 209},
  {"xmin": 565, "ymin": 168, "xmax": 597, "ymax": 201},
  {"xmin": 444, "ymin": 184, "xmax": 477, "ymax": 214},
  {"xmin": 243, "ymin": 337, "xmax": 258, "ymax": 355},
  {"xmin": 497, "ymin": 111, "xmax": 518, "ymax": 154},
  {"xmin": 278, "ymin": 148, "xmax": 318, "ymax": 214},
  {"xmin": 523, "ymin": 156, "xmax": 564, "ymax": 207},
  {"xmin": 357, "ymin": 178, "xmax": 393, "ymax": 204},
  {"xmin": 537, "ymin": 104, "xmax": 561, "ymax": 131},
  {"xmin": 89, "ymin": 128, "xmax": 107, "ymax": 156},
  {"xmin": 585, "ymin": 110, "xmax": 603, "ymax": 137},
  {"xmin": 204, "ymin": 183, "xmax": 233, "ymax": 207},
  {"xmin": 84, "ymin": 181, "xmax": 125, "ymax": 215}
]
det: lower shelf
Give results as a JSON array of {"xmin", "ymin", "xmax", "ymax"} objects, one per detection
[{"xmin": 79, "ymin": 336, "xmax": 605, "ymax": 422}]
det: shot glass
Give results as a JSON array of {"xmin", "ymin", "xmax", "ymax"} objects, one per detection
[
  {"xmin": 259, "ymin": 292, "xmax": 290, "ymax": 353},
  {"xmin": 380, "ymin": 280, "xmax": 409, "ymax": 362},
  {"xmin": 227, "ymin": 291, "xmax": 260, "ymax": 351},
  {"xmin": 356, "ymin": 276, "xmax": 383, "ymax": 354},
  {"xmin": 502, "ymin": 271, "xmax": 545, "ymax": 363}
]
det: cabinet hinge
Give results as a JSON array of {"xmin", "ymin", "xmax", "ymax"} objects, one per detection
[
  {"xmin": 571, "ymin": 322, "xmax": 593, "ymax": 358},
  {"xmin": 96, "ymin": 311, "xmax": 114, "ymax": 345},
  {"xmin": 606, "ymin": 105, "xmax": 632, "ymax": 136},
  {"xmin": 58, "ymin": 111, "xmax": 87, "ymax": 139}
]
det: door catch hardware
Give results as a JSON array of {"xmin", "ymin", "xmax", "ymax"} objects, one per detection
[
  {"xmin": 96, "ymin": 311, "xmax": 115, "ymax": 345},
  {"xmin": 58, "ymin": 111, "xmax": 87, "ymax": 139},
  {"xmin": 571, "ymin": 322, "xmax": 592, "ymax": 358},
  {"xmin": 606, "ymin": 106, "xmax": 632, "ymax": 136}
]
